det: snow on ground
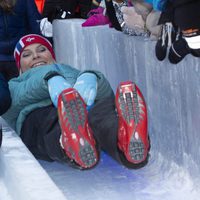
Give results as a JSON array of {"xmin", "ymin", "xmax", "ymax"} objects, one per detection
[{"xmin": 0, "ymin": 121, "xmax": 67, "ymax": 200}]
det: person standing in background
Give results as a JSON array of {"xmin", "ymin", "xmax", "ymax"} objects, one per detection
[{"xmin": 0, "ymin": 0, "xmax": 41, "ymax": 115}]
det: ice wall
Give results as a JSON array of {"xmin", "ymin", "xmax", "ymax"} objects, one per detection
[
  {"xmin": 0, "ymin": 118, "xmax": 67, "ymax": 200},
  {"xmin": 52, "ymin": 19, "xmax": 200, "ymax": 199}
]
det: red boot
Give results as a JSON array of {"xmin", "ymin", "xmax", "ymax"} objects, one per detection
[
  {"xmin": 116, "ymin": 81, "xmax": 149, "ymax": 164},
  {"xmin": 57, "ymin": 88, "xmax": 98, "ymax": 169}
]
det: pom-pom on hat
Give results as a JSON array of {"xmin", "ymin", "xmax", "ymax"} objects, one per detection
[{"xmin": 14, "ymin": 34, "xmax": 55, "ymax": 69}]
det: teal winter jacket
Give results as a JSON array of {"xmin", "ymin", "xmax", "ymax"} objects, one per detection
[{"xmin": 2, "ymin": 63, "xmax": 114, "ymax": 134}]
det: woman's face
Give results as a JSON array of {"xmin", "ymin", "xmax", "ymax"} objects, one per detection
[{"xmin": 20, "ymin": 43, "xmax": 55, "ymax": 73}]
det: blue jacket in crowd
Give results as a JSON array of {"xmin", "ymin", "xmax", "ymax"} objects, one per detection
[{"xmin": 0, "ymin": 0, "xmax": 41, "ymax": 62}]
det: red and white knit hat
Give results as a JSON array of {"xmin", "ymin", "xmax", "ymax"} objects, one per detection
[{"xmin": 14, "ymin": 34, "xmax": 55, "ymax": 69}]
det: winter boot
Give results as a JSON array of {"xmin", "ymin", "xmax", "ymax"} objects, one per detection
[
  {"xmin": 116, "ymin": 81, "xmax": 149, "ymax": 164},
  {"xmin": 57, "ymin": 88, "xmax": 99, "ymax": 169}
]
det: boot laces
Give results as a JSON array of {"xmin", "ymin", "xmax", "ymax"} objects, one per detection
[{"xmin": 161, "ymin": 22, "xmax": 173, "ymax": 47}]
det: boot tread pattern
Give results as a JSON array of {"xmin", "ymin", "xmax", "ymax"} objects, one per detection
[
  {"xmin": 79, "ymin": 141, "xmax": 97, "ymax": 167},
  {"xmin": 62, "ymin": 96, "xmax": 85, "ymax": 131},
  {"xmin": 61, "ymin": 93, "xmax": 97, "ymax": 168},
  {"xmin": 129, "ymin": 134, "xmax": 145, "ymax": 161},
  {"xmin": 119, "ymin": 87, "xmax": 140, "ymax": 124},
  {"xmin": 118, "ymin": 84, "xmax": 145, "ymax": 163}
]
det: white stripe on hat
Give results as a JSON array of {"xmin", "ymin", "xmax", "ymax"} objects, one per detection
[
  {"xmin": 184, "ymin": 35, "xmax": 200, "ymax": 49},
  {"xmin": 19, "ymin": 40, "xmax": 25, "ymax": 48},
  {"xmin": 15, "ymin": 48, "xmax": 20, "ymax": 56}
]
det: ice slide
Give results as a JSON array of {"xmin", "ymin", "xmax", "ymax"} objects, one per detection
[{"xmin": 1, "ymin": 19, "xmax": 200, "ymax": 200}]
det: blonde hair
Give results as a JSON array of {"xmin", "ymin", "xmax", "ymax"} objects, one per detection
[{"xmin": 0, "ymin": 0, "xmax": 16, "ymax": 12}]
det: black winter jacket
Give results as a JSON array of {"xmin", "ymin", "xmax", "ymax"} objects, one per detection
[
  {"xmin": 0, "ymin": 0, "xmax": 41, "ymax": 61},
  {"xmin": 159, "ymin": 0, "xmax": 200, "ymax": 30},
  {"xmin": 173, "ymin": 0, "xmax": 200, "ymax": 30}
]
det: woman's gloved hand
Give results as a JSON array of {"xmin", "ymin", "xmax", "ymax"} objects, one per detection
[
  {"xmin": 74, "ymin": 72, "xmax": 97, "ymax": 107},
  {"xmin": 47, "ymin": 74, "xmax": 71, "ymax": 107}
]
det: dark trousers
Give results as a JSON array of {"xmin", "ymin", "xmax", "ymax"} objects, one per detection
[
  {"xmin": 0, "ymin": 73, "xmax": 11, "ymax": 115},
  {"xmin": 21, "ymin": 105, "xmax": 65, "ymax": 162},
  {"xmin": 21, "ymin": 97, "xmax": 149, "ymax": 169}
]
